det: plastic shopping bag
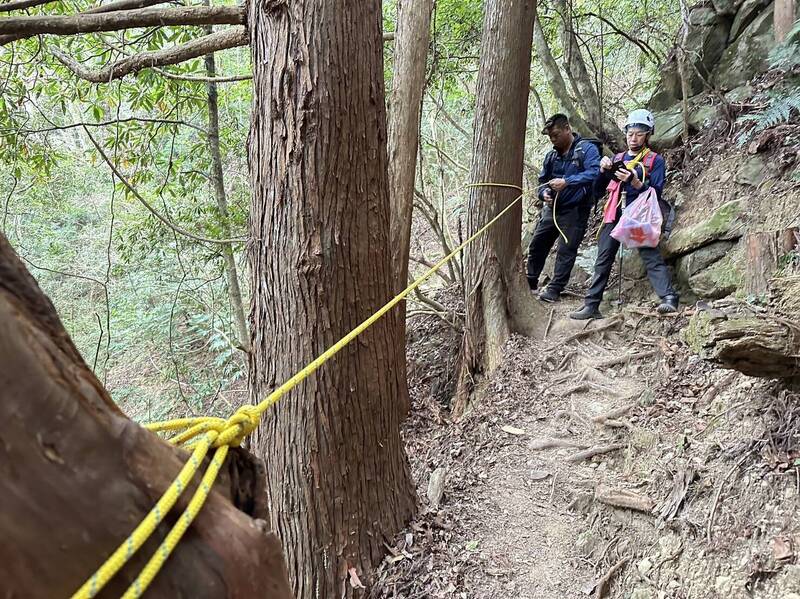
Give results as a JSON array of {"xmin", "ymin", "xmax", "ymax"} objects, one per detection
[{"xmin": 610, "ymin": 188, "xmax": 663, "ymax": 249}]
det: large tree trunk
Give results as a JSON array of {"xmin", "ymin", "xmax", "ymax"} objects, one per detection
[
  {"xmin": 247, "ymin": 1, "xmax": 416, "ymax": 597},
  {"xmin": 388, "ymin": 0, "xmax": 434, "ymax": 293},
  {"xmin": 204, "ymin": 42, "xmax": 250, "ymax": 354},
  {"xmin": 775, "ymin": 0, "xmax": 796, "ymax": 42},
  {"xmin": 0, "ymin": 233, "xmax": 292, "ymax": 598},
  {"xmin": 454, "ymin": 0, "xmax": 542, "ymax": 417}
]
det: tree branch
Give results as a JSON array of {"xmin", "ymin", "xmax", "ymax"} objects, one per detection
[
  {"xmin": 576, "ymin": 12, "xmax": 662, "ymax": 64},
  {"xmin": 82, "ymin": 126, "xmax": 247, "ymax": 246},
  {"xmin": 0, "ymin": 0, "xmax": 170, "ymax": 13},
  {"xmin": 152, "ymin": 66, "xmax": 251, "ymax": 83},
  {"xmin": 0, "ymin": 5, "xmax": 245, "ymax": 40},
  {"xmin": 85, "ymin": 0, "xmax": 173, "ymax": 15},
  {"xmin": 51, "ymin": 26, "xmax": 246, "ymax": 83},
  {"xmin": 8, "ymin": 116, "xmax": 206, "ymax": 134},
  {"xmin": 0, "ymin": 0, "xmax": 51, "ymax": 12}
]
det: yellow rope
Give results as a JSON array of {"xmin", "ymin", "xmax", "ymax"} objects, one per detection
[
  {"xmin": 551, "ymin": 191, "xmax": 569, "ymax": 245},
  {"xmin": 70, "ymin": 181, "xmax": 532, "ymax": 599}
]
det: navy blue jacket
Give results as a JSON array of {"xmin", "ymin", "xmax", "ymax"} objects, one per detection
[
  {"xmin": 594, "ymin": 150, "xmax": 666, "ymax": 204},
  {"xmin": 538, "ymin": 135, "xmax": 601, "ymax": 210}
]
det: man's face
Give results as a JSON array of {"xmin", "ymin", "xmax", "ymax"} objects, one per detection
[
  {"xmin": 626, "ymin": 127, "xmax": 650, "ymax": 152},
  {"xmin": 548, "ymin": 125, "xmax": 572, "ymax": 150}
]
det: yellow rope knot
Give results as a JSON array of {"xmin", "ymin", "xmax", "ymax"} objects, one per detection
[{"xmin": 215, "ymin": 405, "xmax": 261, "ymax": 448}]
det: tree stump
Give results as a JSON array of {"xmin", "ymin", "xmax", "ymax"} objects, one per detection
[
  {"xmin": 0, "ymin": 234, "xmax": 292, "ymax": 598},
  {"xmin": 743, "ymin": 227, "xmax": 799, "ymax": 296}
]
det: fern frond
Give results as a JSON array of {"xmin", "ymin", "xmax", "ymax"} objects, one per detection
[{"xmin": 769, "ymin": 20, "xmax": 800, "ymax": 68}]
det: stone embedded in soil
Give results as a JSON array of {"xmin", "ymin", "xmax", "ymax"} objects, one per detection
[
  {"xmin": 637, "ymin": 557, "xmax": 654, "ymax": 575},
  {"xmin": 427, "ymin": 467, "xmax": 448, "ymax": 510}
]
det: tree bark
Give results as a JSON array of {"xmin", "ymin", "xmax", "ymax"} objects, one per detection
[
  {"xmin": 556, "ymin": 0, "xmax": 600, "ymax": 123},
  {"xmin": 744, "ymin": 228, "xmax": 799, "ymax": 296},
  {"xmin": 388, "ymin": 0, "xmax": 434, "ymax": 294},
  {"xmin": 454, "ymin": 0, "xmax": 542, "ymax": 418},
  {"xmin": 775, "ymin": 0, "xmax": 796, "ymax": 43},
  {"xmin": 247, "ymin": 1, "xmax": 416, "ymax": 597},
  {"xmin": 0, "ymin": 0, "xmax": 51, "ymax": 11},
  {"xmin": 0, "ymin": 233, "xmax": 292, "ymax": 598},
  {"xmin": 678, "ymin": 0, "xmax": 692, "ymax": 156},
  {"xmin": 204, "ymin": 41, "xmax": 250, "ymax": 354}
]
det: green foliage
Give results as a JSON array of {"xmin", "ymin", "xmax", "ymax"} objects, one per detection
[
  {"xmin": 0, "ymin": 8, "xmax": 252, "ymax": 420},
  {"xmin": 737, "ymin": 21, "xmax": 800, "ymax": 139}
]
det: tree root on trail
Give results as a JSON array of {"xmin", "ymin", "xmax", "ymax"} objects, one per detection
[
  {"xmin": 529, "ymin": 437, "xmax": 590, "ymax": 451},
  {"xmin": 595, "ymin": 484, "xmax": 655, "ymax": 513},
  {"xmin": 594, "ymin": 557, "xmax": 629, "ymax": 599},
  {"xmin": 563, "ymin": 381, "xmax": 621, "ymax": 398},
  {"xmin": 543, "ymin": 307, "xmax": 555, "ymax": 340},
  {"xmin": 547, "ymin": 315, "xmax": 624, "ymax": 350},
  {"xmin": 706, "ymin": 450, "xmax": 754, "ymax": 542},
  {"xmin": 592, "ymin": 402, "xmax": 636, "ymax": 424},
  {"xmin": 567, "ymin": 443, "xmax": 626, "ymax": 462},
  {"xmin": 698, "ymin": 371, "xmax": 738, "ymax": 405},
  {"xmin": 557, "ymin": 350, "xmax": 578, "ymax": 372},
  {"xmin": 593, "ymin": 349, "xmax": 658, "ymax": 369}
]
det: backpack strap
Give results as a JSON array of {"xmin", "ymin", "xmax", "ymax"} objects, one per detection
[
  {"xmin": 542, "ymin": 149, "xmax": 557, "ymax": 179},
  {"xmin": 573, "ymin": 141, "xmax": 585, "ymax": 168},
  {"xmin": 642, "ymin": 151, "xmax": 657, "ymax": 172},
  {"xmin": 639, "ymin": 150, "xmax": 658, "ymax": 185}
]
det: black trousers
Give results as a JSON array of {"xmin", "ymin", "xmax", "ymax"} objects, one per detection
[
  {"xmin": 526, "ymin": 202, "xmax": 591, "ymax": 292},
  {"xmin": 585, "ymin": 202, "xmax": 677, "ymax": 308}
]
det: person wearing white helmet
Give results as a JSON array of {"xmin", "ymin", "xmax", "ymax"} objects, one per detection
[{"xmin": 570, "ymin": 109, "xmax": 679, "ymax": 320}]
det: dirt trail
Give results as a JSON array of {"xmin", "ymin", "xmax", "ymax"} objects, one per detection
[{"xmin": 375, "ymin": 293, "xmax": 800, "ymax": 599}]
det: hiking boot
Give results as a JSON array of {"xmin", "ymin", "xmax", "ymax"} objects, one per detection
[
  {"xmin": 570, "ymin": 305, "xmax": 603, "ymax": 320},
  {"xmin": 538, "ymin": 287, "xmax": 560, "ymax": 303},
  {"xmin": 656, "ymin": 295, "xmax": 679, "ymax": 314}
]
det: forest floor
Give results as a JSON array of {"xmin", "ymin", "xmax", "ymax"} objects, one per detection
[{"xmin": 373, "ymin": 287, "xmax": 800, "ymax": 599}]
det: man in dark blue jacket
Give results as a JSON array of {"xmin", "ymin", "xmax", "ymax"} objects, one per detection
[
  {"xmin": 526, "ymin": 113, "xmax": 601, "ymax": 303},
  {"xmin": 570, "ymin": 109, "xmax": 678, "ymax": 320}
]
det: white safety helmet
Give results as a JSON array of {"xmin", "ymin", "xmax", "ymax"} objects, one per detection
[{"xmin": 625, "ymin": 109, "xmax": 655, "ymax": 133}]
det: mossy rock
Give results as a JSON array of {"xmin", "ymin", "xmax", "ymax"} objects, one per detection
[
  {"xmin": 683, "ymin": 309, "xmax": 716, "ymax": 354},
  {"xmin": 675, "ymin": 240, "xmax": 737, "ymax": 284},
  {"xmin": 688, "ymin": 254, "xmax": 743, "ymax": 298},
  {"xmin": 664, "ymin": 199, "xmax": 746, "ymax": 258},
  {"xmin": 715, "ymin": 5, "xmax": 773, "ymax": 90},
  {"xmin": 729, "ymin": 0, "xmax": 771, "ymax": 41},
  {"xmin": 734, "ymin": 154, "xmax": 766, "ymax": 187}
]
